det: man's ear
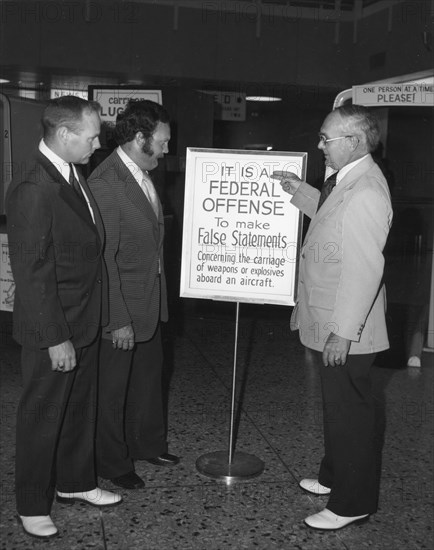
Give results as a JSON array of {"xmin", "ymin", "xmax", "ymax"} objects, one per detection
[
  {"xmin": 135, "ymin": 131, "xmax": 145, "ymax": 145},
  {"xmin": 349, "ymin": 135, "xmax": 360, "ymax": 151},
  {"xmin": 57, "ymin": 125, "xmax": 70, "ymax": 144}
]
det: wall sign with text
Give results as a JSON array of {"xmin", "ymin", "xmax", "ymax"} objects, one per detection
[
  {"xmin": 88, "ymin": 87, "xmax": 162, "ymax": 123},
  {"xmin": 352, "ymin": 82, "xmax": 434, "ymax": 107},
  {"xmin": 211, "ymin": 91, "xmax": 246, "ymax": 121},
  {"xmin": 180, "ymin": 148, "xmax": 307, "ymax": 306}
]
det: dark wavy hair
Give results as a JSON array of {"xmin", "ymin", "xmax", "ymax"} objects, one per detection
[
  {"xmin": 114, "ymin": 99, "xmax": 170, "ymax": 145},
  {"xmin": 335, "ymin": 104, "xmax": 380, "ymax": 152},
  {"xmin": 42, "ymin": 96, "xmax": 101, "ymax": 140}
]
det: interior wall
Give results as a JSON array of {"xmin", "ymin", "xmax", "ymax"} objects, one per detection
[
  {"xmin": 0, "ymin": 95, "xmax": 45, "ymax": 214},
  {"xmin": 387, "ymin": 107, "xmax": 433, "ymax": 200}
]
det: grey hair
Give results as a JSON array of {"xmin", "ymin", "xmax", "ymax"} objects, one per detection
[{"xmin": 335, "ymin": 104, "xmax": 381, "ymax": 152}]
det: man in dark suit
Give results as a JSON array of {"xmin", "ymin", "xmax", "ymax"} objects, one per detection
[
  {"xmin": 88, "ymin": 100, "xmax": 179, "ymax": 490},
  {"xmin": 273, "ymin": 105, "xmax": 393, "ymax": 530},
  {"xmin": 7, "ymin": 96, "xmax": 122, "ymax": 540}
]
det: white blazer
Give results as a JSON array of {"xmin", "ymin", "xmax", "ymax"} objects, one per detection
[{"xmin": 290, "ymin": 155, "xmax": 393, "ymax": 354}]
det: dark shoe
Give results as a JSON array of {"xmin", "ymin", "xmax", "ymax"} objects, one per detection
[
  {"xmin": 145, "ymin": 453, "xmax": 180, "ymax": 467},
  {"xmin": 110, "ymin": 471, "xmax": 145, "ymax": 489}
]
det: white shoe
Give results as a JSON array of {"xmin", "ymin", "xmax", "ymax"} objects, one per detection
[
  {"xmin": 299, "ymin": 478, "xmax": 331, "ymax": 495},
  {"xmin": 407, "ymin": 356, "xmax": 421, "ymax": 367},
  {"xmin": 304, "ymin": 508, "xmax": 369, "ymax": 530},
  {"xmin": 17, "ymin": 515, "xmax": 58, "ymax": 539},
  {"xmin": 56, "ymin": 487, "xmax": 122, "ymax": 507}
]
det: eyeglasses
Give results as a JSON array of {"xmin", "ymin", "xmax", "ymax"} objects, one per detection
[{"xmin": 318, "ymin": 134, "xmax": 353, "ymax": 145}]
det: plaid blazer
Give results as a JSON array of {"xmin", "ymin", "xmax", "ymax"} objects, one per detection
[{"xmin": 88, "ymin": 150, "xmax": 168, "ymax": 342}]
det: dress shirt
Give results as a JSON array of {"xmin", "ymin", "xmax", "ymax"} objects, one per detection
[
  {"xmin": 39, "ymin": 139, "xmax": 95, "ymax": 222},
  {"xmin": 116, "ymin": 145, "xmax": 143, "ymax": 185},
  {"xmin": 116, "ymin": 146, "xmax": 161, "ymax": 272},
  {"xmin": 324, "ymin": 154, "xmax": 369, "ymax": 187},
  {"xmin": 116, "ymin": 146, "xmax": 159, "ymax": 216}
]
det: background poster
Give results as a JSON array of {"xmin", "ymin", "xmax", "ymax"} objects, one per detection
[
  {"xmin": 0, "ymin": 233, "xmax": 14, "ymax": 312},
  {"xmin": 180, "ymin": 148, "xmax": 307, "ymax": 306},
  {"xmin": 88, "ymin": 88, "xmax": 162, "ymax": 123}
]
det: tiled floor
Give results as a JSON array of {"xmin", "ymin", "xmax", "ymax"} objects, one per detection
[{"xmin": 0, "ymin": 255, "xmax": 433, "ymax": 549}]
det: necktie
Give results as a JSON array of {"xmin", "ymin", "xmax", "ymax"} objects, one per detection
[
  {"xmin": 141, "ymin": 172, "xmax": 160, "ymax": 217},
  {"xmin": 69, "ymin": 163, "xmax": 86, "ymax": 204},
  {"xmin": 317, "ymin": 172, "xmax": 337, "ymax": 212}
]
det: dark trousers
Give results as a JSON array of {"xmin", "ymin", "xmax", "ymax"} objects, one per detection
[
  {"xmin": 15, "ymin": 342, "xmax": 98, "ymax": 515},
  {"xmin": 313, "ymin": 350, "xmax": 379, "ymax": 516},
  {"xmin": 95, "ymin": 326, "xmax": 166, "ymax": 479}
]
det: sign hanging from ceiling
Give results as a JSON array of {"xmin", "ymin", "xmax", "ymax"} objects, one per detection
[
  {"xmin": 88, "ymin": 87, "xmax": 162, "ymax": 123},
  {"xmin": 180, "ymin": 148, "xmax": 306, "ymax": 306},
  {"xmin": 352, "ymin": 82, "xmax": 434, "ymax": 106},
  {"xmin": 211, "ymin": 91, "xmax": 246, "ymax": 121}
]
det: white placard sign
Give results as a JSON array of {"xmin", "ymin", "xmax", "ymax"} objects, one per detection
[
  {"xmin": 353, "ymin": 82, "xmax": 434, "ymax": 106},
  {"xmin": 89, "ymin": 88, "xmax": 163, "ymax": 123},
  {"xmin": 180, "ymin": 148, "xmax": 306, "ymax": 306}
]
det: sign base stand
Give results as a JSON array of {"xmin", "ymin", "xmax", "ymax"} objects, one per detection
[
  {"xmin": 196, "ymin": 450, "xmax": 264, "ymax": 482},
  {"xmin": 195, "ymin": 302, "xmax": 265, "ymax": 483}
]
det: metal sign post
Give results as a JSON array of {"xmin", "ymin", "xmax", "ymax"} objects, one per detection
[{"xmin": 196, "ymin": 302, "xmax": 265, "ymax": 482}]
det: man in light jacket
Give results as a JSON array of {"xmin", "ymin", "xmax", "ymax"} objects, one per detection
[{"xmin": 274, "ymin": 104, "xmax": 393, "ymax": 530}]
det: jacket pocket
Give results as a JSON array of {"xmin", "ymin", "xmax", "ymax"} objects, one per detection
[{"xmin": 308, "ymin": 286, "xmax": 335, "ymax": 311}]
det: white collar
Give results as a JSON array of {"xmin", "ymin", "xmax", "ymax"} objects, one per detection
[
  {"xmin": 39, "ymin": 139, "xmax": 73, "ymax": 182},
  {"xmin": 116, "ymin": 146, "xmax": 145, "ymax": 185},
  {"xmin": 39, "ymin": 139, "xmax": 95, "ymax": 222},
  {"xmin": 335, "ymin": 154, "xmax": 369, "ymax": 185}
]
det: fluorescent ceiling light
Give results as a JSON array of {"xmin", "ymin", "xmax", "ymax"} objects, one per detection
[
  {"xmin": 0, "ymin": 78, "xmax": 10, "ymax": 83},
  {"xmin": 246, "ymin": 96, "xmax": 282, "ymax": 102}
]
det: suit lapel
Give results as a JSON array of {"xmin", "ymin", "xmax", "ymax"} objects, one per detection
[
  {"xmin": 79, "ymin": 174, "xmax": 104, "ymax": 244},
  {"xmin": 334, "ymin": 155, "xmax": 375, "ymax": 191},
  {"xmin": 37, "ymin": 152, "xmax": 98, "ymax": 233},
  {"xmin": 305, "ymin": 155, "xmax": 375, "ymax": 239},
  {"xmin": 113, "ymin": 152, "xmax": 161, "ymax": 230}
]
